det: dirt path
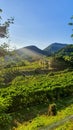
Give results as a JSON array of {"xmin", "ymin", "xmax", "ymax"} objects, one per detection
[{"xmin": 39, "ymin": 115, "xmax": 73, "ymax": 130}]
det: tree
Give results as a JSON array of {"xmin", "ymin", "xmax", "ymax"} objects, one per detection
[
  {"xmin": 0, "ymin": 42, "xmax": 10, "ymax": 51},
  {"xmin": 0, "ymin": 9, "xmax": 14, "ymax": 69},
  {"xmin": 0, "ymin": 9, "xmax": 14, "ymax": 38},
  {"xmin": 68, "ymin": 16, "xmax": 73, "ymax": 38}
]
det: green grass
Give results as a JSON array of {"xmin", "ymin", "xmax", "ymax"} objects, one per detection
[
  {"xmin": 14, "ymin": 101, "xmax": 73, "ymax": 130},
  {"xmin": 55, "ymin": 120, "xmax": 73, "ymax": 130}
]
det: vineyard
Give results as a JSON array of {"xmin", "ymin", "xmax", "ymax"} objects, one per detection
[{"xmin": 0, "ymin": 63, "xmax": 73, "ymax": 129}]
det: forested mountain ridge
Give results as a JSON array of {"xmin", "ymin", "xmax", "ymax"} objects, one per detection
[
  {"xmin": 8, "ymin": 43, "xmax": 68, "ymax": 60},
  {"xmin": 44, "ymin": 43, "xmax": 67, "ymax": 55},
  {"xmin": 0, "ymin": 43, "xmax": 69, "ymax": 60}
]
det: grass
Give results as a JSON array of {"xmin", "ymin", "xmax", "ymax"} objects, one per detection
[
  {"xmin": 55, "ymin": 119, "xmax": 73, "ymax": 130},
  {"xmin": 14, "ymin": 99, "xmax": 73, "ymax": 130},
  {"xmin": 7, "ymin": 96, "xmax": 73, "ymax": 130}
]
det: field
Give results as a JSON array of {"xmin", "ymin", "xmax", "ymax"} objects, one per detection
[{"xmin": 0, "ymin": 60, "xmax": 73, "ymax": 130}]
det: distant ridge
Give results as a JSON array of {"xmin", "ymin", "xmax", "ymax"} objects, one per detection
[
  {"xmin": 0, "ymin": 43, "xmax": 69, "ymax": 61},
  {"xmin": 44, "ymin": 43, "xmax": 67, "ymax": 55},
  {"xmin": 15, "ymin": 45, "xmax": 47, "ymax": 61},
  {"xmin": 24, "ymin": 45, "xmax": 47, "ymax": 55},
  {"xmin": 15, "ymin": 43, "xmax": 68, "ymax": 60}
]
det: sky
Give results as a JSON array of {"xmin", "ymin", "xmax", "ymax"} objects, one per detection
[{"xmin": 0, "ymin": 0, "xmax": 73, "ymax": 49}]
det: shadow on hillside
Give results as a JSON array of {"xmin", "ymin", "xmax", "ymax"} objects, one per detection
[{"xmin": 12, "ymin": 96, "xmax": 73, "ymax": 124}]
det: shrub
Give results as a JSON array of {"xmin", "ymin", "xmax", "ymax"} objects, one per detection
[{"xmin": 0, "ymin": 114, "xmax": 12, "ymax": 130}]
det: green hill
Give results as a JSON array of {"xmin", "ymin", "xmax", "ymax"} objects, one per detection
[
  {"xmin": 48, "ymin": 44, "xmax": 73, "ymax": 70},
  {"xmin": 56, "ymin": 44, "xmax": 73, "ymax": 56},
  {"xmin": 0, "ymin": 69, "xmax": 73, "ymax": 130}
]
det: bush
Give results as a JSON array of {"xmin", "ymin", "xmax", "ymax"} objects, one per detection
[{"xmin": 0, "ymin": 114, "xmax": 12, "ymax": 130}]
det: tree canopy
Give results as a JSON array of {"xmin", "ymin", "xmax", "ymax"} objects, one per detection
[
  {"xmin": 68, "ymin": 16, "xmax": 73, "ymax": 38},
  {"xmin": 0, "ymin": 9, "xmax": 14, "ymax": 38}
]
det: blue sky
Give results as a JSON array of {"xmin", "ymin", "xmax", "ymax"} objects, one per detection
[{"xmin": 0, "ymin": 0, "xmax": 73, "ymax": 49}]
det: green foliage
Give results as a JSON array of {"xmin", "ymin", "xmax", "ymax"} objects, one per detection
[
  {"xmin": 0, "ymin": 43, "xmax": 10, "ymax": 52},
  {"xmin": 1, "ymin": 70, "xmax": 73, "ymax": 113},
  {"xmin": 49, "ymin": 56, "xmax": 68, "ymax": 70},
  {"xmin": 15, "ymin": 103, "xmax": 73, "ymax": 130},
  {"xmin": 0, "ymin": 60, "xmax": 73, "ymax": 129},
  {"xmin": 53, "ymin": 45, "xmax": 73, "ymax": 69},
  {"xmin": 0, "ymin": 114, "xmax": 12, "ymax": 130},
  {"xmin": 0, "ymin": 9, "xmax": 14, "ymax": 38},
  {"xmin": 56, "ymin": 45, "xmax": 73, "ymax": 56},
  {"xmin": 0, "ymin": 77, "xmax": 5, "ymax": 87},
  {"xmin": 68, "ymin": 15, "xmax": 73, "ymax": 38},
  {"xmin": 0, "ymin": 96, "xmax": 12, "ymax": 113}
]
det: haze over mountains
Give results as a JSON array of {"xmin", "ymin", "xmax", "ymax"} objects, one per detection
[
  {"xmin": 13, "ymin": 43, "xmax": 67, "ymax": 60},
  {"xmin": 0, "ymin": 42, "xmax": 71, "ymax": 61},
  {"xmin": 20, "ymin": 43, "xmax": 67, "ymax": 54},
  {"xmin": 1, "ymin": 42, "xmax": 73, "ymax": 69},
  {"xmin": 17, "ymin": 42, "xmax": 67, "ymax": 54}
]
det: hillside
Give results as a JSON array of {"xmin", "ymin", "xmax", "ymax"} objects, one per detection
[
  {"xmin": 24, "ymin": 45, "xmax": 47, "ymax": 55},
  {"xmin": 0, "ymin": 43, "xmax": 73, "ymax": 129},
  {"xmin": 44, "ymin": 43, "xmax": 67, "ymax": 55},
  {"xmin": 56, "ymin": 44, "xmax": 73, "ymax": 56},
  {"xmin": 10, "ymin": 43, "xmax": 68, "ymax": 61},
  {"xmin": 0, "ymin": 45, "xmax": 47, "ymax": 68},
  {"xmin": 14, "ymin": 45, "xmax": 47, "ymax": 61},
  {"xmin": 0, "ymin": 68, "xmax": 73, "ymax": 130},
  {"xmin": 48, "ymin": 44, "xmax": 73, "ymax": 70},
  {"xmin": 1, "ymin": 43, "xmax": 73, "ymax": 69}
]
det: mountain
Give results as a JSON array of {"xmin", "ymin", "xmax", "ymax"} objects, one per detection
[
  {"xmin": 0, "ymin": 43, "xmax": 70, "ymax": 63},
  {"xmin": 44, "ymin": 43, "xmax": 67, "ymax": 55},
  {"xmin": 14, "ymin": 45, "xmax": 47, "ymax": 61},
  {"xmin": 24, "ymin": 45, "xmax": 47, "ymax": 55}
]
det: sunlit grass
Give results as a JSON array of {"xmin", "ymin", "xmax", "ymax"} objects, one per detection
[
  {"xmin": 55, "ymin": 119, "xmax": 73, "ymax": 130},
  {"xmin": 15, "ymin": 102, "xmax": 73, "ymax": 130}
]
